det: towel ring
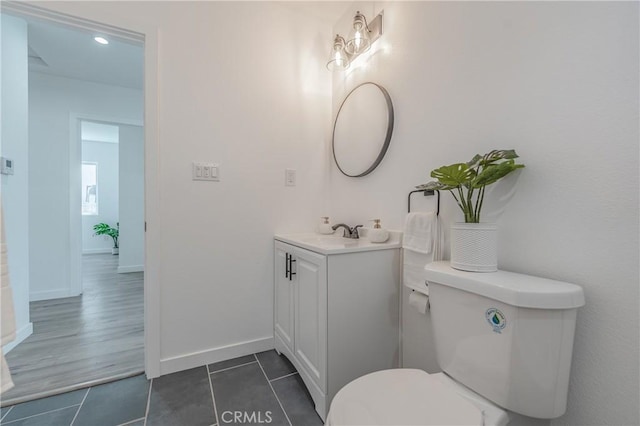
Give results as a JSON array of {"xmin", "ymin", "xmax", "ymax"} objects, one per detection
[{"xmin": 407, "ymin": 189, "xmax": 440, "ymax": 215}]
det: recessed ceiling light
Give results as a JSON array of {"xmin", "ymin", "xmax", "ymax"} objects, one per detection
[{"xmin": 94, "ymin": 36, "xmax": 109, "ymax": 45}]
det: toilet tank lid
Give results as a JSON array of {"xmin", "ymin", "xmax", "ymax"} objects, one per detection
[{"xmin": 424, "ymin": 262, "xmax": 585, "ymax": 309}]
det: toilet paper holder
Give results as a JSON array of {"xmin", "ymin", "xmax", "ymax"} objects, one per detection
[
  {"xmin": 410, "ymin": 288, "xmax": 430, "ymax": 312},
  {"xmin": 412, "ymin": 289, "xmax": 430, "ymax": 309}
]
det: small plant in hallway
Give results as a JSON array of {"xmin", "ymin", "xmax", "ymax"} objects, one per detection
[
  {"xmin": 93, "ymin": 222, "xmax": 119, "ymax": 254},
  {"xmin": 417, "ymin": 149, "xmax": 525, "ymax": 223}
]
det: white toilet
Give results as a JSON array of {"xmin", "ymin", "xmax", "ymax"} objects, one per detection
[{"xmin": 326, "ymin": 261, "xmax": 585, "ymax": 425}]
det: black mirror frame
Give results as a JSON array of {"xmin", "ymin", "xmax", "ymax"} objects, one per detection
[{"xmin": 332, "ymin": 82, "xmax": 394, "ymax": 178}]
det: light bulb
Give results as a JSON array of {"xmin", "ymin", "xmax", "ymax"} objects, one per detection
[
  {"xmin": 327, "ymin": 34, "xmax": 350, "ymax": 71},
  {"xmin": 354, "ymin": 32, "xmax": 362, "ymax": 50},
  {"xmin": 345, "ymin": 12, "xmax": 371, "ymax": 55}
]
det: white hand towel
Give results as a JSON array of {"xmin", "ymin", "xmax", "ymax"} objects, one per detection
[
  {"xmin": 1, "ymin": 245, "xmax": 16, "ymax": 346},
  {"xmin": 402, "ymin": 212, "xmax": 443, "ymax": 293},
  {"xmin": 1, "ymin": 354, "xmax": 14, "ymax": 393},
  {"xmin": 0, "ymin": 201, "xmax": 15, "ymax": 393},
  {"xmin": 403, "ymin": 212, "xmax": 437, "ymax": 254},
  {"xmin": 403, "ymin": 249, "xmax": 432, "ymax": 294}
]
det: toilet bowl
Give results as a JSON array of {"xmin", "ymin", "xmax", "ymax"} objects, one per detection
[{"xmin": 326, "ymin": 369, "xmax": 508, "ymax": 426}]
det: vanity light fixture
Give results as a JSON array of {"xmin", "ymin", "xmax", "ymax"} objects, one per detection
[
  {"xmin": 345, "ymin": 11, "xmax": 371, "ymax": 55},
  {"xmin": 94, "ymin": 36, "xmax": 109, "ymax": 45},
  {"xmin": 326, "ymin": 35, "xmax": 350, "ymax": 71},
  {"xmin": 326, "ymin": 10, "xmax": 383, "ymax": 72}
]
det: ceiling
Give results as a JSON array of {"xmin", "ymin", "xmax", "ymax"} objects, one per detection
[
  {"xmin": 22, "ymin": 2, "xmax": 349, "ymax": 91},
  {"xmin": 278, "ymin": 1, "xmax": 352, "ymax": 23},
  {"xmin": 26, "ymin": 18, "xmax": 143, "ymax": 90}
]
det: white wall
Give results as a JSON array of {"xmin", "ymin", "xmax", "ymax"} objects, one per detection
[
  {"xmin": 29, "ymin": 1, "xmax": 332, "ymax": 373},
  {"xmin": 330, "ymin": 2, "xmax": 638, "ymax": 426},
  {"xmin": 26, "ymin": 5, "xmax": 638, "ymax": 425},
  {"xmin": 118, "ymin": 124, "xmax": 143, "ymax": 273},
  {"xmin": 81, "ymin": 139, "xmax": 119, "ymax": 254},
  {"xmin": 145, "ymin": 2, "xmax": 329, "ymax": 370},
  {"xmin": 28, "ymin": 72, "xmax": 142, "ymax": 301},
  {"xmin": 1, "ymin": 14, "xmax": 33, "ymax": 352}
]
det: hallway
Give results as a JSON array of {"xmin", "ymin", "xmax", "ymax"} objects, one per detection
[{"xmin": 2, "ymin": 254, "xmax": 143, "ymax": 406}]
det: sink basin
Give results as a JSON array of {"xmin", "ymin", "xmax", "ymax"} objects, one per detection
[
  {"xmin": 275, "ymin": 231, "xmax": 401, "ymax": 255},
  {"xmin": 294, "ymin": 234, "xmax": 356, "ymax": 245}
]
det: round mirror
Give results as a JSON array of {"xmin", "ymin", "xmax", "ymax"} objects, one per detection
[{"xmin": 332, "ymin": 82, "xmax": 394, "ymax": 177}]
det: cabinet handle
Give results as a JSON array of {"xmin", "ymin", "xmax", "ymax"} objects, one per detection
[
  {"xmin": 285, "ymin": 253, "xmax": 289, "ymax": 278},
  {"xmin": 289, "ymin": 255, "xmax": 296, "ymax": 281}
]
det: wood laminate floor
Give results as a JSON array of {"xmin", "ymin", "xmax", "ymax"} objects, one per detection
[{"xmin": 1, "ymin": 254, "xmax": 144, "ymax": 406}]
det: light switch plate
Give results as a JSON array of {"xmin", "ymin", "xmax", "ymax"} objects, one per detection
[
  {"xmin": 193, "ymin": 162, "xmax": 220, "ymax": 181},
  {"xmin": 285, "ymin": 169, "xmax": 296, "ymax": 186}
]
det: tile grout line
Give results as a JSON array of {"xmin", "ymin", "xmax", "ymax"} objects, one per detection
[
  {"xmin": 143, "ymin": 378, "xmax": 153, "ymax": 426},
  {"xmin": 0, "ymin": 404, "xmax": 81, "ymax": 425},
  {"xmin": 269, "ymin": 372, "xmax": 299, "ymax": 383},
  {"xmin": 205, "ymin": 364, "xmax": 220, "ymax": 426},
  {"xmin": 69, "ymin": 387, "xmax": 90, "ymax": 426},
  {"xmin": 208, "ymin": 360, "xmax": 258, "ymax": 375},
  {"xmin": 117, "ymin": 416, "xmax": 146, "ymax": 426},
  {"xmin": 254, "ymin": 354, "xmax": 292, "ymax": 426},
  {"xmin": 0, "ymin": 406, "xmax": 12, "ymax": 422}
]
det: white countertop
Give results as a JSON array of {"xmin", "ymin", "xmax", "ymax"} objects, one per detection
[{"xmin": 275, "ymin": 229, "xmax": 402, "ymax": 255}]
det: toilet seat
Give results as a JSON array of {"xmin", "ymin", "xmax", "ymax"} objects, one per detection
[{"xmin": 326, "ymin": 369, "xmax": 484, "ymax": 426}]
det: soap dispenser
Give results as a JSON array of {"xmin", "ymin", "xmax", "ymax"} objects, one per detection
[
  {"xmin": 368, "ymin": 219, "xmax": 389, "ymax": 243},
  {"xmin": 318, "ymin": 217, "xmax": 335, "ymax": 235}
]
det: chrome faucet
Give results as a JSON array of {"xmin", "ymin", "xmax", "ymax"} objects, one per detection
[{"xmin": 332, "ymin": 223, "xmax": 363, "ymax": 239}]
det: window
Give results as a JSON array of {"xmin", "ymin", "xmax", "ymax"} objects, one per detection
[{"xmin": 82, "ymin": 162, "xmax": 98, "ymax": 215}]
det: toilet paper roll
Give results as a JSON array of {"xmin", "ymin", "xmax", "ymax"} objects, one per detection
[{"xmin": 409, "ymin": 291, "xmax": 429, "ymax": 315}]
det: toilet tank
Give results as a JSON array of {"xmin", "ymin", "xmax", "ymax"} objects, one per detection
[{"xmin": 424, "ymin": 262, "xmax": 585, "ymax": 419}]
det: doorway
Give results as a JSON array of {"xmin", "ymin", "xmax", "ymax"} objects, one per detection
[
  {"xmin": 0, "ymin": 8, "xmax": 150, "ymax": 406},
  {"xmin": 79, "ymin": 120, "xmax": 145, "ymax": 275}
]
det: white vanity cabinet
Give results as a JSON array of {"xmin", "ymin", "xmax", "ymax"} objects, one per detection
[
  {"xmin": 274, "ymin": 233, "xmax": 401, "ymax": 421},
  {"xmin": 274, "ymin": 242, "xmax": 327, "ymax": 396}
]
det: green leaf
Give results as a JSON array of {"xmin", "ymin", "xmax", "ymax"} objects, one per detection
[
  {"xmin": 430, "ymin": 163, "xmax": 475, "ymax": 187},
  {"xmin": 466, "ymin": 154, "xmax": 483, "ymax": 168},
  {"xmin": 415, "ymin": 181, "xmax": 453, "ymax": 191},
  {"xmin": 92, "ymin": 222, "xmax": 118, "ymax": 238},
  {"xmin": 472, "ymin": 160, "xmax": 524, "ymax": 188},
  {"xmin": 480, "ymin": 149, "xmax": 519, "ymax": 166},
  {"xmin": 417, "ymin": 149, "xmax": 524, "ymax": 223}
]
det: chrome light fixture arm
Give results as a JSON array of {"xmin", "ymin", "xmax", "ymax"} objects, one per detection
[{"xmin": 326, "ymin": 10, "xmax": 384, "ymax": 72}]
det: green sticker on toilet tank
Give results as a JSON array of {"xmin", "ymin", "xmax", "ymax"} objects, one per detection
[{"xmin": 485, "ymin": 308, "xmax": 506, "ymax": 334}]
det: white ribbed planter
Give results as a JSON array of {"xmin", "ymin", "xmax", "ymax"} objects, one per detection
[{"xmin": 450, "ymin": 223, "xmax": 497, "ymax": 272}]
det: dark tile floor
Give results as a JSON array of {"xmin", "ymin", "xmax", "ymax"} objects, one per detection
[{"xmin": 0, "ymin": 350, "xmax": 323, "ymax": 426}]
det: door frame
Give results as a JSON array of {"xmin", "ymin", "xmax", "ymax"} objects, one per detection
[
  {"xmin": 70, "ymin": 114, "xmax": 144, "ymax": 295},
  {"xmin": 2, "ymin": 1, "xmax": 162, "ymax": 378}
]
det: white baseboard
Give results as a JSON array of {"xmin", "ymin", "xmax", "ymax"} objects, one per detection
[
  {"xmin": 159, "ymin": 336, "xmax": 274, "ymax": 376},
  {"xmin": 82, "ymin": 248, "xmax": 113, "ymax": 255},
  {"xmin": 30, "ymin": 288, "xmax": 77, "ymax": 302},
  {"xmin": 117, "ymin": 265, "xmax": 144, "ymax": 273},
  {"xmin": 3, "ymin": 322, "xmax": 33, "ymax": 354}
]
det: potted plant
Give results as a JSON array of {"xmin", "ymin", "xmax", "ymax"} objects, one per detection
[
  {"xmin": 93, "ymin": 222, "xmax": 119, "ymax": 255},
  {"xmin": 417, "ymin": 149, "xmax": 524, "ymax": 272}
]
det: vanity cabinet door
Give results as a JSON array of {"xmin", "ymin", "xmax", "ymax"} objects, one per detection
[
  {"xmin": 274, "ymin": 242, "xmax": 294, "ymax": 353},
  {"xmin": 293, "ymin": 247, "xmax": 327, "ymax": 392}
]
